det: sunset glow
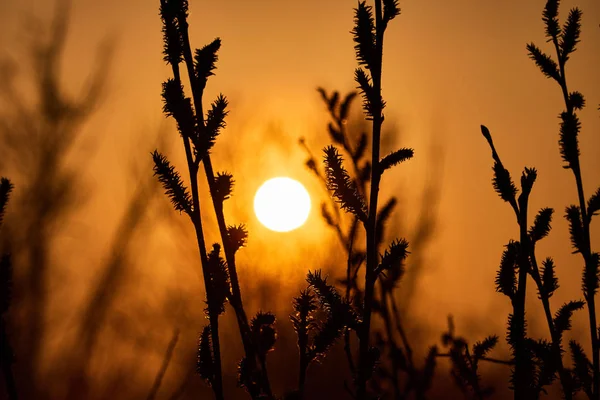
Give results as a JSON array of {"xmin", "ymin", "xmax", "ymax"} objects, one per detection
[
  {"xmin": 254, "ymin": 177, "xmax": 311, "ymax": 232},
  {"xmin": 3, "ymin": 0, "xmax": 600, "ymax": 397}
]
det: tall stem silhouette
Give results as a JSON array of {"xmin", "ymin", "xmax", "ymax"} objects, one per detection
[
  {"xmin": 526, "ymin": 2, "xmax": 599, "ymax": 395},
  {"xmin": 357, "ymin": 0, "xmax": 384, "ymax": 396},
  {"xmin": 173, "ymin": 7, "xmax": 268, "ymax": 398}
]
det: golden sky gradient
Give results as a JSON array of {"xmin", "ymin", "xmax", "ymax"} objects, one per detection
[{"xmin": 1, "ymin": 0, "xmax": 600, "ymax": 398}]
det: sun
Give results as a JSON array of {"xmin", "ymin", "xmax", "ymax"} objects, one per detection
[{"xmin": 254, "ymin": 177, "xmax": 311, "ymax": 232}]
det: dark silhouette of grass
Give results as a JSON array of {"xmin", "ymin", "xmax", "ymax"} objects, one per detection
[
  {"xmin": 525, "ymin": 2, "xmax": 600, "ymax": 396},
  {"xmin": 155, "ymin": 1, "xmax": 270, "ymax": 399},
  {"xmin": 147, "ymin": 328, "xmax": 180, "ymax": 400},
  {"xmin": 300, "ymin": 84, "xmax": 451, "ymax": 399},
  {"xmin": 151, "ymin": 0, "xmax": 596, "ymax": 399},
  {"xmin": 440, "ymin": 318, "xmax": 498, "ymax": 399},
  {"xmin": 334, "ymin": 3, "xmax": 412, "ymax": 398},
  {"xmin": 478, "ymin": 1, "xmax": 599, "ymax": 399},
  {"xmin": 153, "ymin": 1, "xmax": 414, "ymax": 398},
  {"xmin": 0, "ymin": 177, "xmax": 16, "ymax": 400},
  {"xmin": 291, "ymin": 2, "xmax": 481, "ymax": 399}
]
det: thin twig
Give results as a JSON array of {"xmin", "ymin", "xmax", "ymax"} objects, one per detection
[
  {"xmin": 176, "ymin": 14, "xmax": 265, "ymax": 397},
  {"xmin": 551, "ymin": 33, "xmax": 599, "ymax": 396},
  {"xmin": 436, "ymin": 353, "xmax": 513, "ymax": 366},
  {"xmin": 358, "ymin": 1, "xmax": 385, "ymax": 398},
  {"xmin": 146, "ymin": 328, "xmax": 180, "ymax": 400},
  {"xmin": 169, "ymin": 58, "xmax": 224, "ymax": 400},
  {"xmin": 528, "ymin": 246, "xmax": 573, "ymax": 399}
]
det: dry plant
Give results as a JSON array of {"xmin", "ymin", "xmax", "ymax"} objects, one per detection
[
  {"xmin": 298, "ymin": 87, "xmax": 439, "ymax": 399},
  {"xmin": 290, "ymin": 1, "xmax": 434, "ymax": 399},
  {"xmin": 479, "ymin": 1, "xmax": 599, "ymax": 399},
  {"xmin": 153, "ymin": 1, "xmax": 505, "ymax": 400},
  {"xmin": 0, "ymin": 177, "xmax": 16, "ymax": 400},
  {"xmin": 295, "ymin": 4, "xmax": 500, "ymax": 400},
  {"xmin": 326, "ymin": 2, "xmax": 412, "ymax": 397},
  {"xmin": 154, "ymin": 1, "xmax": 271, "ymax": 399}
]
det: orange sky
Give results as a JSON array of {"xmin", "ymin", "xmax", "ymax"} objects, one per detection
[{"xmin": 1, "ymin": 0, "xmax": 600, "ymax": 394}]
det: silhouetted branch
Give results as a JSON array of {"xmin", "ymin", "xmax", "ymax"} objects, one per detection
[
  {"xmin": 0, "ymin": 178, "xmax": 16, "ymax": 400},
  {"xmin": 147, "ymin": 329, "xmax": 180, "ymax": 400},
  {"xmin": 528, "ymin": 2, "xmax": 599, "ymax": 394},
  {"xmin": 436, "ymin": 353, "xmax": 513, "ymax": 366}
]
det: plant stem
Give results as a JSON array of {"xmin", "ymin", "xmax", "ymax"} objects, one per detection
[
  {"xmin": 436, "ymin": 353, "xmax": 513, "ymax": 366},
  {"xmin": 0, "ymin": 320, "xmax": 18, "ymax": 400},
  {"xmin": 344, "ymin": 217, "xmax": 360, "ymax": 375},
  {"xmin": 551, "ymin": 35, "xmax": 598, "ymax": 397},
  {"xmin": 170, "ymin": 62, "xmax": 224, "ymax": 400},
  {"xmin": 513, "ymin": 190, "xmax": 531, "ymax": 400},
  {"xmin": 528, "ymin": 250, "xmax": 573, "ymax": 399},
  {"xmin": 189, "ymin": 149, "xmax": 225, "ymax": 400},
  {"xmin": 147, "ymin": 329, "xmax": 179, "ymax": 400},
  {"xmin": 175, "ymin": 16, "xmax": 268, "ymax": 397},
  {"xmin": 298, "ymin": 345, "xmax": 309, "ymax": 398},
  {"xmin": 572, "ymin": 163, "xmax": 598, "ymax": 398},
  {"xmin": 391, "ymin": 296, "xmax": 413, "ymax": 367},
  {"xmin": 380, "ymin": 285, "xmax": 401, "ymax": 400},
  {"xmin": 358, "ymin": 1, "xmax": 384, "ymax": 398},
  {"xmin": 188, "ymin": 139, "xmax": 225, "ymax": 400}
]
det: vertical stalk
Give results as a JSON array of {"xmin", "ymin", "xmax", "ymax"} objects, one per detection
[
  {"xmin": 147, "ymin": 329, "xmax": 179, "ymax": 400},
  {"xmin": 298, "ymin": 344, "xmax": 308, "ymax": 398},
  {"xmin": 189, "ymin": 166, "xmax": 224, "ymax": 400},
  {"xmin": 175, "ymin": 15, "xmax": 268, "ymax": 397},
  {"xmin": 379, "ymin": 284, "xmax": 401, "ymax": 399},
  {"xmin": 344, "ymin": 218, "xmax": 359, "ymax": 375},
  {"xmin": 170, "ymin": 63, "xmax": 224, "ymax": 400},
  {"xmin": 0, "ymin": 321, "xmax": 18, "ymax": 400},
  {"xmin": 551, "ymin": 35, "xmax": 598, "ymax": 397},
  {"xmin": 529, "ymin": 250, "xmax": 573, "ymax": 399},
  {"xmin": 513, "ymin": 203, "xmax": 529, "ymax": 400},
  {"xmin": 358, "ymin": 1, "xmax": 384, "ymax": 398},
  {"xmin": 573, "ymin": 163, "xmax": 598, "ymax": 398}
]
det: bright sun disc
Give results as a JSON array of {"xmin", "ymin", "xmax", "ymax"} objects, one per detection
[{"xmin": 254, "ymin": 177, "xmax": 311, "ymax": 232}]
